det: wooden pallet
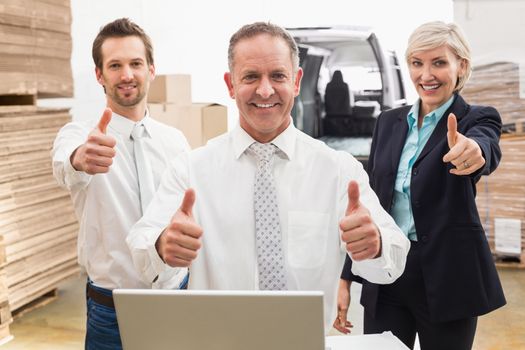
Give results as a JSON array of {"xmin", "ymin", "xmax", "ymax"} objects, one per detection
[
  {"xmin": 0, "ymin": 94, "xmax": 37, "ymax": 114},
  {"xmin": 494, "ymin": 254, "xmax": 525, "ymax": 269},
  {"xmin": 501, "ymin": 134, "xmax": 525, "ymax": 140},
  {"xmin": 11, "ymin": 288, "xmax": 58, "ymax": 320},
  {"xmin": 0, "ymin": 94, "xmax": 35, "ymax": 107},
  {"xmin": 0, "ymin": 323, "xmax": 13, "ymax": 346}
]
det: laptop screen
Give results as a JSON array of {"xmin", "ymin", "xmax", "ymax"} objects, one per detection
[{"xmin": 114, "ymin": 289, "xmax": 325, "ymax": 350}]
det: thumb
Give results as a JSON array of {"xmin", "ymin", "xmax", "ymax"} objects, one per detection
[
  {"xmin": 447, "ymin": 113, "xmax": 457, "ymax": 148},
  {"xmin": 179, "ymin": 189, "xmax": 196, "ymax": 216},
  {"xmin": 97, "ymin": 108, "xmax": 113, "ymax": 134},
  {"xmin": 346, "ymin": 181, "xmax": 360, "ymax": 214}
]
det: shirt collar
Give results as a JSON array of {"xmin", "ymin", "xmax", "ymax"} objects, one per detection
[
  {"xmin": 108, "ymin": 109, "xmax": 153, "ymax": 140},
  {"xmin": 141, "ymin": 109, "xmax": 154, "ymax": 138},
  {"xmin": 231, "ymin": 118, "xmax": 296, "ymax": 160},
  {"xmin": 407, "ymin": 95, "xmax": 455, "ymax": 127}
]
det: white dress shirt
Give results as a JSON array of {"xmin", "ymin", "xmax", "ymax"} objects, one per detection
[
  {"xmin": 52, "ymin": 111, "xmax": 190, "ymax": 290},
  {"xmin": 128, "ymin": 121, "xmax": 409, "ymax": 331}
]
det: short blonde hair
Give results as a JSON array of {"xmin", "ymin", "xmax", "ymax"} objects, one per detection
[{"xmin": 405, "ymin": 21, "xmax": 472, "ymax": 92}]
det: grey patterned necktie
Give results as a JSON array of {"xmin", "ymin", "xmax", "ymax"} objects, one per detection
[
  {"xmin": 131, "ymin": 123, "xmax": 155, "ymax": 214},
  {"xmin": 249, "ymin": 142, "xmax": 287, "ymax": 290}
]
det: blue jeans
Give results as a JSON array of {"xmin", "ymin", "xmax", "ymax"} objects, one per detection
[
  {"xmin": 85, "ymin": 275, "xmax": 188, "ymax": 349},
  {"xmin": 85, "ymin": 281, "xmax": 122, "ymax": 350},
  {"xmin": 179, "ymin": 272, "xmax": 189, "ymax": 289}
]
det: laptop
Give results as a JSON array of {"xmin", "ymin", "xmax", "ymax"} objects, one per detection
[{"xmin": 114, "ymin": 289, "xmax": 325, "ymax": 350}]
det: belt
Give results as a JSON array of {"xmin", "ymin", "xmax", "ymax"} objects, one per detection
[{"xmin": 86, "ymin": 283, "xmax": 114, "ymax": 308}]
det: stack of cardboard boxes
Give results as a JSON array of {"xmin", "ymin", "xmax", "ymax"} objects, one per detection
[
  {"xmin": 0, "ymin": 108, "xmax": 80, "ymax": 343},
  {"xmin": 0, "ymin": 0, "xmax": 78, "ymax": 343},
  {"xmin": 462, "ymin": 62, "xmax": 525, "ymax": 125},
  {"xmin": 0, "ymin": 0, "xmax": 73, "ymax": 98},
  {"xmin": 462, "ymin": 62, "xmax": 525, "ymax": 266},
  {"xmin": 476, "ymin": 135, "xmax": 525, "ymax": 266},
  {"xmin": 148, "ymin": 75, "xmax": 228, "ymax": 149}
]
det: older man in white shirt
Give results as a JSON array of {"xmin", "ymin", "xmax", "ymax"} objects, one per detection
[{"xmin": 127, "ymin": 22, "xmax": 409, "ymax": 332}]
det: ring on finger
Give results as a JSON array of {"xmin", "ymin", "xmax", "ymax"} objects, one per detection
[{"xmin": 463, "ymin": 161, "xmax": 470, "ymax": 168}]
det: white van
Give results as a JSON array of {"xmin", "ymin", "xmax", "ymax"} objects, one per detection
[{"xmin": 288, "ymin": 26, "xmax": 407, "ymax": 166}]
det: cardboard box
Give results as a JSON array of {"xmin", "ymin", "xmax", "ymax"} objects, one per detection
[
  {"xmin": 149, "ymin": 103, "xmax": 227, "ymax": 149},
  {"xmin": 462, "ymin": 62, "xmax": 525, "ymax": 125},
  {"xmin": 475, "ymin": 137, "xmax": 525, "ymax": 263},
  {"xmin": 193, "ymin": 103, "xmax": 228, "ymax": 146},
  {"xmin": 148, "ymin": 75, "xmax": 191, "ymax": 105}
]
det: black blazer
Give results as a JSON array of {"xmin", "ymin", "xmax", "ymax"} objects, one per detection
[{"xmin": 342, "ymin": 94, "xmax": 506, "ymax": 322}]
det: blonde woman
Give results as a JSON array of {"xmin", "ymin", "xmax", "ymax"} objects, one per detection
[{"xmin": 335, "ymin": 21, "xmax": 506, "ymax": 350}]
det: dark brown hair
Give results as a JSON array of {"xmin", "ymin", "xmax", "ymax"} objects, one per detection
[{"xmin": 92, "ymin": 18, "xmax": 154, "ymax": 70}]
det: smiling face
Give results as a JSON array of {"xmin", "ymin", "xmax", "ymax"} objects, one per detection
[
  {"xmin": 224, "ymin": 33, "xmax": 302, "ymax": 143},
  {"xmin": 408, "ymin": 45, "xmax": 466, "ymax": 116},
  {"xmin": 96, "ymin": 35, "xmax": 155, "ymax": 116}
]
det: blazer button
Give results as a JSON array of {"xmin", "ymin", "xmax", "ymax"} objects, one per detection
[
  {"xmin": 421, "ymin": 235, "xmax": 428, "ymax": 242},
  {"xmin": 412, "ymin": 168, "xmax": 418, "ymax": 176},
  {"xmin": 413, "ymin": 200, "xmax": 420, "ymax": 208}
]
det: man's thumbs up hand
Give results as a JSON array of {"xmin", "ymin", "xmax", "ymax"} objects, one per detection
[
  {"xmin": 340, "ymin": 181, "xmax": 381, "ymax": 261},
  {"xmin": 156, "ymin": 189, "xmax": 203, "ymax": 268},
  {"xmin": 345, "ymin": 180, "xmax": 361, "ymax": 214},
  {"xmin": 97, "ymin": 108, "xmax": 113, "ymax": 134},
  {"xmin": 178, "ymin": 188, "xmax": 195, "ymax": 217},
  {"xmin": 71, "ymin": 108, "xmax": 117, "ymax": 174}
]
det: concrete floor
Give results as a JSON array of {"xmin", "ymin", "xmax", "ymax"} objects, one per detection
[
  {"xmin": 1, "ymin": 268, "xmax": 524, "ymax": 349},
  {"xmin": 2, "ymin": 274, "xmax": 85, "ymax": 350}
]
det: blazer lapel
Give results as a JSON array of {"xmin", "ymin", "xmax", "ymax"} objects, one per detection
[
  {"xmin": 391, "ymin": 109, "xmax": 409, "ymax": 174},
  {"xmin": 415, "ymin": 94, "xmax": 469, "ymax": 163}
]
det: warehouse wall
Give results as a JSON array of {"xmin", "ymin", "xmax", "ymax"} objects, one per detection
[
  {"xmin": 455, "ymin": 0, "xmax": 525, "ymax": 118},
  {"xmin": 47, "ymin": 0, "xmax": 454, "ymax": 126},
  {"xmin": 454, "ymin": 0, "xmax": 525, "ymax": 65}
]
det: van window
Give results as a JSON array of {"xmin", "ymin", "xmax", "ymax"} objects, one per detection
[
  {"xmin": 388, "ymin": 52, "xmax": 406, "ymax": 104},
  {"xmin": 337, "ymin": 66, "xmax": 381, "ymax": 92},
  {"xmin": 288, "ymin": 26, "xmax": 406, "ymax": 167}
]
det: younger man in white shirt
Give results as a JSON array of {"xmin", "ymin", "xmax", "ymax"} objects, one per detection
[{"xmin": 52, "ymin": 18, "xmax": 189, "ymax": 349}]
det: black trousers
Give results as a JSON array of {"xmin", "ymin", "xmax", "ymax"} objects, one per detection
[{"xmin": 364, "ymin": 241, "xmax": 477, "ymax": 350}]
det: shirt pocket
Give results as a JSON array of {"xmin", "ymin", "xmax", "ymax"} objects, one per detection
[{"xmin": 287, "ymin": 211, "xmax": 330, "ymax": 269}]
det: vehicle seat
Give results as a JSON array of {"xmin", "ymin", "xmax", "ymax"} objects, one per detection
[
  {"xmin": 324, "ymin": 70, "xmax": 352, "ymax": 117},
  {"xmin": 323, "ymin": 72, "xmax": 378, "ymax": 137}
]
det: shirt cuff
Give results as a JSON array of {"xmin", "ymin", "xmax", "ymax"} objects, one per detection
[
  {"xmin": 144, "ymin": 234, "xmax": 167, "ymax": 282},
  {"xmin": 63, "ymin": 146, "xmax": 92, "ymax": 187},
  {"xmin": 349, "ymin": 230, "xmax": 396, "ymax": 284},
  {"xmin": 152, "ymin": 267, "xmax": 188, "ymax": 289},
  {"xmin": 146, "ymin": 230, "xmax": 187, "ymax": 289}
]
